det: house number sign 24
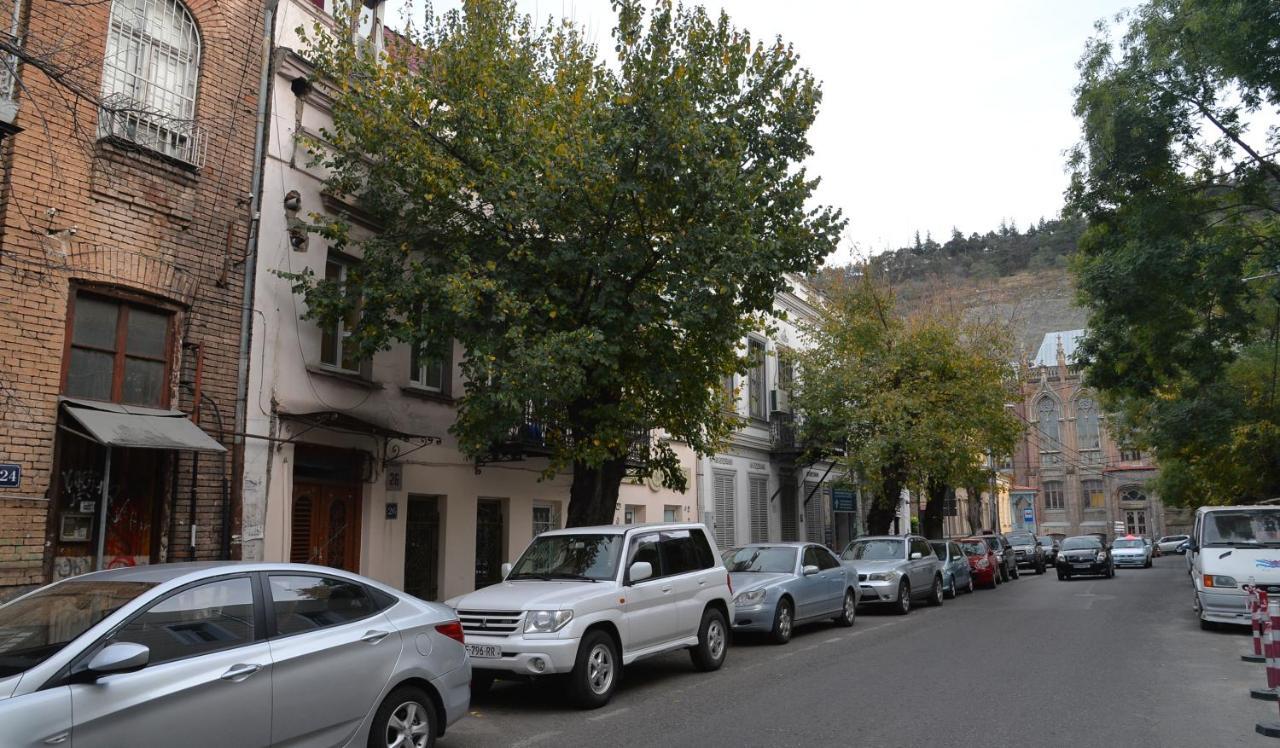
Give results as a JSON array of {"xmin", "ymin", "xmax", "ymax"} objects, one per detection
[{"xmin": 0, "ymin": 464, "xmax": 20, "ymax": 489}]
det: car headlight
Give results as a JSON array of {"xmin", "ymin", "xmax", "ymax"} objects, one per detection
[
  {"xmin": 734, "ymin": 589, "xmax": 767, "ymax": 606},
  {"xmin": 524, "ymin": 610, "xmax": 573, "ymax": 633},
  {"xmin": 1204, "ymin": 575, "xmax": 1238, "ymax": 589},
  {"xmin": 867, "ymin": 571, "xmax": 899, "ymax": 582},
  {"xmin": 1096, "ymin": 551, "xmax": 1107, "ymax": 562},
  {"xmin": 976, "ymin": 559, "xmax": 990, "ymax": 569}
]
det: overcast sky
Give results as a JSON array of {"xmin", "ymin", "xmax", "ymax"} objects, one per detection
[{"xmin": 386, "ymin": 1, "xmax": 1132, "ymax": 263}]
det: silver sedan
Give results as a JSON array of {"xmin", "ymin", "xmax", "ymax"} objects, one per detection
[
  {"xmin": 0, "ymin": 562, "xmax": 470, "ymax": 748},
  {"xmin": 726, "ymin": 543, "xmax": 858, "ymax": 644}
]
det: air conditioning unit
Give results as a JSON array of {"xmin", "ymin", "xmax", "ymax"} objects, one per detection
[{"xmin": 769, "ymin": 388, "xmax": 790, "ymax": 414}]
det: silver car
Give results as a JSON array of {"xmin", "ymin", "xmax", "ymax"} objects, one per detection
[
  {"xmin": 0, "ymin": 562, "xmax": 470, "ymax": 748},
  {"xmin": 1111, "ymin": 537, "xmax": 1152, "ymax": 568},
  {"xmin": 1157, "ymin": 534, "xmax": 1190, "ymax": 554},
  {"xmin": 841, "ymin": 535, "xmax": 945, "ymax": 614},
  {"xmin": 928, "ymin": 539, "xmax": 974, "ymax": 598},
  {"xmin": 725, "ymin": 543, "xmax": 859, "ymax": 644}
]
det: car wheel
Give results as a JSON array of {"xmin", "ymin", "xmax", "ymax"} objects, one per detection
[
  {"xmin": 1057, "ymin": 570, "xmax": 1066, "ymax": 581},
  {"xmin": 771, "ymin": 599, "xmax": 794, "ymax": 645},
  {"xmin": 944, "ymin": 574, "xmax": 957, "ymax": 599},
  {"xmin": 966, "ymin": 574, "xmax": 975, "ymax": 594},
  {"xmin": 896, "ymin": 580, "xmax": 912, "ymax": 614},
  {"xmin": 470, "ymin": 672, "xmax": 494, "ymax": 698},
  {"xmin": 834, "ymin": 589, "xmax": 856, "ymax": 627},
  {"xmin": 928, "ymin": 575, "xmax": 944, "ymax": 607},
  {"xmin": 690, "ymin": 607, "xmax": 729, "ymax": 672},
  {"xmin": 1012, "ymin": 564, "xmax": 1020, "ymax": 580},
  {"xmin": 369, "ymin": 685, "xmax": 436, "ymax": 748},
  {"xmin": 569, "ymin": 630, "xmax": 619, "ymax": 709},
  {"xmin": 1035, "ymin": 561, "xmax": 1044, "ymax": 575}
]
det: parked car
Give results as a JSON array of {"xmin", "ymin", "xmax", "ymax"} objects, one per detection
[
  {"xmin": 1056, "ymin": 535, "xmax": 1115, "ymax": 580},
  {"xmin": 1038, "ymin": 535, "xmax": 1060, "ymax": 564},
  {"xmin": 724, "ymin": 543, "xmax": 858, "ymax": 644},
  {"xmin": 0, "ymin": 562, "xmax": 470, "ymax": 748},
  {"xmin": 1157, "ymin": 534, "xmax": 1190, "ymax": 554},
  {"xmin": 1005, "ymin": 530, "xmax": 1046, "ymax": 574},
  {"xmin": 1111, "ymin": 536, "xmax": 1152, "ymax": 568},
  {"xmin": 446, "ymin": 523, "xmax": 732, "ymax": 708},
  {"xmin": 978, "ymin": 532, "xmax": 1019, "ymax": 582},
  {"xmin": 929, "ymin": 539, "xmax": 974, "ymax": 598},
  {"xmin": 841, "ymin": 535, "xmax": 944, "ymax": 614},
  {"xmin": 1188, "ymin": 505, "xmax": 1280, "ymax": 629},
  {"xmin": 958, "ymin": 537, "xmax": 1001, "ymax": 589}
]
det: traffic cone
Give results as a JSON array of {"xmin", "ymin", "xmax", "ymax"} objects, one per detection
[
  {"xmin": 1255, "ymin": 597, "xmax": 1280, "ymax": 705},
  {"xmin": 1248, "ymin": 586, "xmax": 1268, "ymax": 663}
]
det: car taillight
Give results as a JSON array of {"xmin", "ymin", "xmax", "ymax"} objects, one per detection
[{"xmin": 436, "ymin": 620, "xmax": 465, "ymax": 644}]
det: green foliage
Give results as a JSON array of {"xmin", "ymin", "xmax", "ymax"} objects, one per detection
[
  {"xmin": 1068, "ymin": 0, "xmax": 1280, "ymax": 506},
  {"xmin": 286, "ymin": 0, "xmax": 843, "ymax": 522},
  {"xmin": 790, "ymin": 275, "xmax": 1022, "ymax": 534}
]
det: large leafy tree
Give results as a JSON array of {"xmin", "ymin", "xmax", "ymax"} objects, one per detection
[
  {"xmin": 1069, "ymin": 0, "xmax": 1280, "ymax": 504},
  {"xmin": 289, "ymin": 0, "xmax": 843, "ymax": 525},
  {"xmin": 791, "ymin": 275, "xmax": 1021, "ymax": 536}
]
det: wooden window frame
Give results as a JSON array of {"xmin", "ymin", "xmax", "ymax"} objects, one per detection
[
  {"xmin": 409, "ymin": 340, "xmax": 451, "ymax": 396},
  {"xmin": 61, "ymin": 286, "xmax": 177, "ymax": 408}
]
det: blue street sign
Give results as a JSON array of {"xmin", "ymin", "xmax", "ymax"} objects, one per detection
[
  {"xmin": 832, "ymin": 488, "xmax": 856, "ymax": 513},
  {"xmin": 1023, "ymin": 507, "xmax": 1035, "ymax": 526},
  {"xmin": 0, "ymin": 464, "xmax": 19, "ymax": 488}
]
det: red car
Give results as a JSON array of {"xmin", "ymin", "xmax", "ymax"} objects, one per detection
[{"xmin": 959, "ymin": 537, "xmax": 1001, "ymax": 589}]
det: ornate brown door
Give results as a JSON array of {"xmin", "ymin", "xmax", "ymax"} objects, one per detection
[{"xmin": 291, "ymin": 481, "xmax": 362, "ymax": 572}]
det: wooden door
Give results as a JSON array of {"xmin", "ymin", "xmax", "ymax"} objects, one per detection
[{"xmin": 290, "ymin": 481, "xmax": 362, "ymax": 572}]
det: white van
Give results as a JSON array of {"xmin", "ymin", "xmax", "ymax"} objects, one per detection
[{"xmin": 1190, "ymin": 505, "xmax": 1280, "ymax": 629}]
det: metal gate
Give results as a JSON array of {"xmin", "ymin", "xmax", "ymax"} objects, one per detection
[
  {"xmin": 404, "ymin": 495, "xmax": 440, "ymax": 601},
  {"xmin": 475, "ymin": 499, "xmax": 505, "ymax": 590}
]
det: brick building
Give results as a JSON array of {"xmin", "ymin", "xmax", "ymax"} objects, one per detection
[
  {"xmin": 0, "ymin": 0, "xmax": 265, "ymax": 598},
  {"xmin": 1011, "ymin": 330, "xmax": 1165, "ymax": 540}
]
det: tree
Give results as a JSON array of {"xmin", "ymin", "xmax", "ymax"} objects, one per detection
[
  {"xmin": 287, "ymin": 0, "xmax": 844, "ymax": 525},
  {"xmin": 1068, "ymin": 0, "xmax": 1280, "ymax": 504},
  {"xmin": 790, "ymin": 275, "xmax": 1022, "ymax": 536}
]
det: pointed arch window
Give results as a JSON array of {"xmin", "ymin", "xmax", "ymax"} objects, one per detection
[
  {"xmin": 100, "ymin": 0, "xmax": 204, "ymax": 164},
  {"xmin": 1076, "ymin": 396, "xmax": 1101, "ymax": 450},
  {"xmin": 1037, "ymin": 396, "xmax": 1060, "ymax": 445}
]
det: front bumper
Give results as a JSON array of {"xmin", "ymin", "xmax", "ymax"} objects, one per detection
[
  {"xmin": 464, "ymin": 633, "xmax": 582, "ymax": 676},
  {"xmin": 733, "ymin": 603, "xmax": 776, "ymax": 632},
  {"xmin": 1113, "ymin": 554, "xmax": 1147, "ymax": 567},
  {"xmin": 857, "ymin": 578, "xmax": 902, "ymax": 604},
  {"xmin": 1013, "ymin": 550, "xmax": 1040, "ymax": 567},
  {"xmin": 1198, "ymin": 588, "xmax": 1250, "ymax": 624},
  {"xmin": 1059, "ymin": 560, "xmax": 1108, "ymax": 576}
]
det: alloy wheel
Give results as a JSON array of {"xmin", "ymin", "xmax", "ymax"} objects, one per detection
[
  {"xmin": 385, "ymin": 701, "xmax": 431, "ymax": 748},
  {"xmin": 587, "ymin": 642, "xmax": 615, "ymax": 695},
  {"xmin": 776, "ymin": 603, "xmax": 792, "ymax": 640},
  {"xmin": 708, "ymin": 618, "xmax": 726, "ymax": 660}
]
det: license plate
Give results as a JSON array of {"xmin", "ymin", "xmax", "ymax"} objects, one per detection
[
  {"xmin": 1073, "ymin": 564, "xmax": 1092, "ymax": 570},
  {"xmin": 465, "ymin": 644, "xmax": 501, "ymax": 659}
]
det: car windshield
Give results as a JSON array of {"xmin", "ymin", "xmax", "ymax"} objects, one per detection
[
  {"xmin": 842, "ymin": 539, "xmax": 904, "ymax": 561},
  {"xmin": 0, "ymin": 579, "xmax": 156, "ymax": 678},
  {"xmin": 1113, "ymin": 539, "xmax": 1144, "ymax": 548},
  {"xmin": 1038, "ymin": 537, "xmax": 1054, "ymax": 546},
  {"xmin": 1061, "ymin": 537, "xmax": 1101, "ymax": 551},
  {"xmin": 1203, "ymin": 510, "xmax": 1280, "ymax": 548},
  {"xmin": 983, "ymin": 537, "xmax": 1001, "ymax": 550},
  {"xmin": 725, "ymin": 547, "xmax": 797, "ymax": 573},
  {"xmin": 959, "ymin": 540, "xmax": 988, "ymax": 555},
  {"xmin": 929, "ymin": 542, "xmax": 948, "ymax": 559},
  {"xmin": 1007, "ymin": 533, "xmax": 1034, "ymax": 545},
  {"xmin": 508, "ymin": 534, "xmax": 623, "ymax": 581}
]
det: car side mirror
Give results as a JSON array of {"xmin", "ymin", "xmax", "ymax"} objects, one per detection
[
  {"xmin": 1187, "ymin": 539, "xmax": 1198, "ymax": 553},
  {"xmin": 802, "ymin": 564, "xmax": 820, "ymax": 576},
  {"xmin": 85, "ymin": 642, "xmax": 149, "ymax": 679},
  {"xmin": 629, "ymin": 561, "xmax": 653, "ymax": 583},
  {"xmin": 910, "ymin": 552, "xmax": 922, "ymax": 560},
  {"xmin": 501, "ymin": 562, "xmax": 512, "ymax": 579}
]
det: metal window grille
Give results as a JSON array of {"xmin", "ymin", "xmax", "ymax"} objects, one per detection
[
  {"xmin": 99, "ymin": 0, "xmax": 205, "ymax": 165},
  {"xmin": 712, "ymin": 472, "xmax": 736, "ymax": 550},
  {"xmin": 748, "ymin": 474, "xmax": 769, "ymax": 543}
]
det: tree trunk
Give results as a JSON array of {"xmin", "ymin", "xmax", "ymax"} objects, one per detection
[
  {"xmin": 566, "ymin": 457, "xmax": 628, "ymax": 527},
  {"xmin": 922, "ymin": 478, "xmax": 946, "ymax": 539},
  {"xmin": 965, "ymin": 485, "xmax": 984, "ymax": 535},
  {"xmin": 867, "ymin": 457, "xmax": 908, "ymax": 535}
]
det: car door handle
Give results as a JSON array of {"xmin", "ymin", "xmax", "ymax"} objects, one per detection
[
  {"xmin": 43, "ymin": 733, "xmax": 69, "ymax": 745},
  {"xmin": 698, "ymin": 579, "xmax": 707, "ymax": 586},
  {"xmin": 220, "ymin": 663, "xmax": 262, "ymax": 682},
  {"xmin": 661, "ymin": 586, "xmax": 673, "ymax": 593},
  {"xmin": 361, "ymin": 630, "xmax": 391, "ymax": 645}
]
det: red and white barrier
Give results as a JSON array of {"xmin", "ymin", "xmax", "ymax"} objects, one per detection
[
  {"xmin": 1254, "ymin": 595, "xmax": 1280, "ymax": 702},
  {"xmin": 1247, "ymin": 586, "xmax": 1267, "ymax": 663}
]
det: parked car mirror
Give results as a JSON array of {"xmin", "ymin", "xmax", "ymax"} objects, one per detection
[
  {"xmin": 910, "ymin": 552, "xmax": 922, "ymax": 560},
  {"xmin": 86, "ymin": 642, "xmax": 150, "ymax": 678},
  {"xmin": 501, "ymin": 562, "xmax": 512, "ymax": 579},
  {"xmin": 802, "ymin": 564, "xmax": 820, "ymax": 576},
  {"xmin": 629, "ymin": 561, "xmax": 653, "ymax": 583}
]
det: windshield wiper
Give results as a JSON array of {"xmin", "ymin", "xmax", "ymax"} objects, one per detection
[
  {"xmin": 507, "ymin": 572, "xmax": 552, "ymax": 581},
  {"xmin": 546, "ymin": 573, "xmax": 599, "ymax": 582}
]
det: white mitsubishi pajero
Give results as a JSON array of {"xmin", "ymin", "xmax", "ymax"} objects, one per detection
[{"xmin": 445, "ymin": 523, "xmax": 733, "ymax": 708}]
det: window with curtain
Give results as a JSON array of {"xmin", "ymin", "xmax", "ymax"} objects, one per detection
[
  {"xmin": 1037, "ymin": 396, "xmax": 1060, "ymax": 445},
  {"xmin": 1075, "ymin": 396, "xmax": 1101, "ymax": 450},
  {"xmin": 1082, "ymin": 479, "xmax": 1105, "ymax": 509},
  {"xmin": 1043, "ymin": 481, "xmax": 1064, "ymax": 510},
  {"xmin": 100, "ymin": 0, "xmax": 202, "ymax": 163}
]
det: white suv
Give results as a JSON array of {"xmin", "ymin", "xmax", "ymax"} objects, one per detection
[{"xmin": 445, "ymin": 523, "xmax": 733, "ymax": 708}]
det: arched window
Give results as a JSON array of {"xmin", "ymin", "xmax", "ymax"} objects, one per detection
[
  {"xmin": 1037, "ymin": 396, "xmax": 1060, "ymax": 444},
  {"xmin": 1076, "ymin": 396, "xmax": 1101, "ymax": 450},
  {"xmin": 100, "ymin": 0, "xmax": 202, "ymax": 163},
  {"xmin": 1120, "ymin": 487, "xmax": 1147, "ymax": 504}
]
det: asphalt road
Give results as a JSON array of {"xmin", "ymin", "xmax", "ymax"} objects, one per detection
[{"xmin": 443, "ymin": 556, "xmax": 1278, "ymax": 747}]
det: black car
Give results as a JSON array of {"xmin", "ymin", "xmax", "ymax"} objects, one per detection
[
  {"xmin": 1056, "ymin": 535, "xmax": 1114, "ymax": 580},
  {"xmin": 1005, "ymin": 530, "xmax": 1046, "ymax": 574},
  {"xmin": 1037, "ymin": 535, "xmax": 1060, "ymax": 564},
  {"xmin": 979, "ymin": 532, "xmax": 1019, "ymax": 582}
]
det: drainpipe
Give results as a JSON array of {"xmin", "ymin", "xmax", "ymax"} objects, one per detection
[{"xmin": 231, "ymin": 0, "xmax": 279, "ymax": 559}]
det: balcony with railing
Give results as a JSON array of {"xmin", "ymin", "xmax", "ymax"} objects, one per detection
[
  {"xmin": 99, "ymin": 96, "xmax": 207, "ymax": 167},
  {"xmin": 485, "ymin": 403, "xmax": 648, "ymax": 472}
]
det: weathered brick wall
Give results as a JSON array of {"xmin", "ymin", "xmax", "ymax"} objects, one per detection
[{"xmin": 0, "ymin": 0, "xmax": 264, "ymax": 592}]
